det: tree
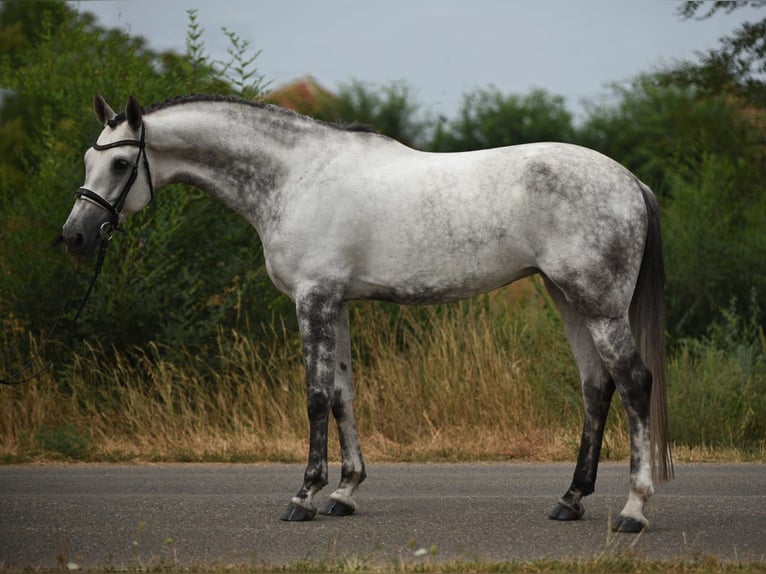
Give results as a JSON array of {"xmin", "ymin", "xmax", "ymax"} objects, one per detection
[
  {"xmin": 668, "ymin": 1, "xmax": 766, "ymax": 106},
  {"xmin": 431, "ymin": 87, "xmax": 575, "ymax": 152},
  {"xmin": 321, "ymin": 79, "xmax": 429, "ymax": 149},
  {"xmin": 577, "ymin": 75, "xmax": 760, "ymax": 194},
  {"xmin": 0, "ymin": 1, "xmax": 285, "ymax": 362}
]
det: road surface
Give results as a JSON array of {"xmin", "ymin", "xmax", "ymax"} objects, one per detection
[{"xmin": 1, "ymin": 462, "xmax": 764, "ymax": 568}]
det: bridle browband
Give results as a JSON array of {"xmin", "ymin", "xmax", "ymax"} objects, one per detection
[{"xmin": 75, "ymin": 121, "xmax": 154, "ymax": 237}]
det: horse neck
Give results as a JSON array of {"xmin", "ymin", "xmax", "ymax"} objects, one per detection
[{"xmin": 145, "ymin": 102, "xmax": 329, "ymax": 234}]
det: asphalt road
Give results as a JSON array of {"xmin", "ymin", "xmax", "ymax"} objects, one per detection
[{"xmin": 1, "ymin": 463, "xmax": 764, "ymax": 568}]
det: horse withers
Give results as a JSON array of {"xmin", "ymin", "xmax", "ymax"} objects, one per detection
[{"xmin": 62, "ymin": 94, "xmax": 672, "ymax": 533}]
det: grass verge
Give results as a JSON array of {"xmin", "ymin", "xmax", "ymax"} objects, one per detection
[{"xmin": 1, "ymin": 281, "xmax": 764, "ymax": 463}]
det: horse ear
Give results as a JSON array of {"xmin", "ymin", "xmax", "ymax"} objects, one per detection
[
  {"xmin": 125, "ymin": 95, "xmax": 143, "ymax": 130},
  {"xmin": 94, "ymin": 93, "xmax": 117, "ymax": 126}
]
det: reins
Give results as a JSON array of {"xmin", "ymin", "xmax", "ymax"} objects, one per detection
[{"xmin": 1, "ymin": 122, "xmax": 152, "ymax": 386}]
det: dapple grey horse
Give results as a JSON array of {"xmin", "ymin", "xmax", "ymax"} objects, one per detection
[{"xmin": 62, "ymin": 94, "xmax": 672, "ymax": 533}]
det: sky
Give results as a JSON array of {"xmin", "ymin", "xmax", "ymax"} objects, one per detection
[{"xmin": 67, "ymin": 1, "xmax": 762, "ymax": 122}]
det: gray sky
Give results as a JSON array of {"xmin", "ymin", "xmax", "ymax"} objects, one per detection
[{"xmin": 68, "ymin": 1, "xmax": 761, "ymax": 121}]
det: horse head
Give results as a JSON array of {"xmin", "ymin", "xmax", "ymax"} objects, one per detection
[{"xmin": 62, "ymin": 94, "xmax": 154, "ymax": 257}]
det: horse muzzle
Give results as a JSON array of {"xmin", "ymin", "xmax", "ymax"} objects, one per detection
[{"xmin": 62, "ymin": 219, "xmax": 111, "ymax": 258}]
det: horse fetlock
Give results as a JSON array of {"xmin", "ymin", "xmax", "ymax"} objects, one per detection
[
  {"xmin": 341, "ymin": 462, "xmax": 366, "ymax": 485},
  {"xmin": 303, "ymin": 467, "xmax": 329, "ymax": 492},
  {"xmin": 630, "ymin": 477, "xmax": 654, "ymax": 500}
]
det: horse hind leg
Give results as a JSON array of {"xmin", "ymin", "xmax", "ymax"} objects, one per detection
[
  {"xmin": 586, "ymin": 315, "xmax": 655, "ymax": 533},
  {"xmin": 544, "ymin": 279, "xmax": 616, "ymax": 523},
  {"xmin": 320, "ymin": 304, "xmax": 367, "ymax": 517}
]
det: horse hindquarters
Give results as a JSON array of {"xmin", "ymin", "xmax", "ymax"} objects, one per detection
[{"xmin": 545, "ymin": 181, "xmax": 670, "ymax": 532}]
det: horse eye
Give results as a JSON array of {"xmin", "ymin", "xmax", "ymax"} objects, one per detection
[{"xmin": 112, "ymin": 158, "xmax": 130, "ymax": 171}]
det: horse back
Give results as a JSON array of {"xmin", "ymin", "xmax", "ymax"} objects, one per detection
[{"xmin": 266, "ymin": 141, "xmax": 648, "ymax": 307}]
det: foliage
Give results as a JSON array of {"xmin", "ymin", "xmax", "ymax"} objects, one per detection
[
  {"xmin": 674, "ymin": 1, "xmax": 766, "ymax": 106},
  {"xmin": 577, "ymin": 75, "xmax": 762, "ymax": 195},
  {"xmin": 3, "ymin": 283, "xmax": 764, "ymax": 462},
  {"xmin": 0, "ymin": 292, "xmax": 620, "ymax": 463},
  {"xmin": 319, "ymin": 79, "xmax": 429, "ymax": 148},
  {"xmin": 217, "ymin": 25, "xmax": 269, "ymax": 98},
  {"xmin": 678, "ymin": 1, "xmax": 766, "ymax": 19},
  {"xmin": 34, "ymin": 422, "xmax": 91, "ymax": 459},
  {"xmin": 578, "ymin": 70, "xmax": 765, "ymax": 341},
  {"xmin": 431, "ymin": 86, "xmax": 576, "ymax": 151},
  {"xmin": 669, "ymin": 294, "xmax": 766, "ymax": 449},
  {"xmin": 0, "ymin": 1, "xmax": 289, "ymax": 362},
  {"xmin": 663, "ymin": 153, "xmax": 766, "ymax": 337}
]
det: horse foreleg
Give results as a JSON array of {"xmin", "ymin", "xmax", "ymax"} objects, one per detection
[
  {"xmin": 281, "ymin": 287, "xmax": 342, "ymax": 522},
  {"xmin": 320, "ymin": 304, "xmax": 367, "ymax": 516}
]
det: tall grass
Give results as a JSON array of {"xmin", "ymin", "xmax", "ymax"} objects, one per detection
[
  {"xmin": 0, "ymin": 285, "xmax": 598, "ymax": 462},
  {"xmin": 667, "ymin": 294, "xmax": 766, "ymax": 455},
  {"xmin": 1, "ymin": 282, "xmax": 764, "ymax": 463}
]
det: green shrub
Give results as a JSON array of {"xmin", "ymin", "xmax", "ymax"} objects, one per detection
[
  {"xmin": 669, "ymin": 295, "xmax": 766, "ymax": 451},
  {"xmin": 35, "ymin": 422, "xmax": 91, "ymax": 459}
]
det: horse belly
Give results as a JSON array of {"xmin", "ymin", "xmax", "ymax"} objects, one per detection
[{"xmin": 346, "ymin": 194, "xmax": 536, "ymax": 304}]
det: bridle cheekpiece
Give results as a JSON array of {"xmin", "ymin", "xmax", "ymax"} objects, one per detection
[{"xmin": 75, "ymin": 121, "xmax": 154, "ymax": 239}]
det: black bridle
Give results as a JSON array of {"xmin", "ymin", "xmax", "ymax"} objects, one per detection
[{"xmin": 75, "ymin": 121, "xmax": 154, "ymax": 237}]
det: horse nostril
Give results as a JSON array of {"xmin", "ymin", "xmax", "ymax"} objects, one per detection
[{"xmin": 63, "ymin": 231, "xmax": 85, "ymax": 253}]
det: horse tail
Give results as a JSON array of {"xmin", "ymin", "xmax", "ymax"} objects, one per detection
[{"xmin": 630, "ymin": 180, "xmax": 674, "ymax": 482}]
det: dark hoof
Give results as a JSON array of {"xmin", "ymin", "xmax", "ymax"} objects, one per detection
[
  {"xmin": 319, "ymin": 498, "xmax": 356, "ymax": 517},
  {"xmin": 548, "ymin": 501, "xmax": 585, "ymax": 521},
  {"xmin": 612, "ymin": 515, "xmax": 647, "ymax": 533},
  {"xmin": 280, "ymin": 502, "xmax": 317, "ymax": 522}
]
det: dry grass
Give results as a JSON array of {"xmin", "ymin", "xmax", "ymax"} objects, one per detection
[
  {"xmin": 0, "ymin": 286, "xmax": 602, "ymax": 462},
  {"xmin": 1, "ymin": 282, "xmax": 763, "ymax": 463}
]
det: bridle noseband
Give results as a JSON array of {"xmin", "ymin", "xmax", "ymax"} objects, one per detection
[{"xmin": 75, "ymin": 122, "xmax": 154, "ymax": 237}]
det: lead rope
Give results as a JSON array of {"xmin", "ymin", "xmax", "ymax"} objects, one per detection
[{"xmin": 0, "ymin": 232, "xmax": 112, "ymax": 386}]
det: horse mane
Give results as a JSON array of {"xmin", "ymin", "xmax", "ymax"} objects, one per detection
[{"xmin": 107, "ymin": 93, "xmax": 379, "ymax": 135}]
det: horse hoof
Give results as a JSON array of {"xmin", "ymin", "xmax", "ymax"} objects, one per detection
[
  {"xmin": 612, "ymin": 515, "xmax": 647, "ymax": 533},
  {"xmin": 548, "ymin": 501, "xmax": 585, "ymax": 521},
  {"xmin": 280, "ymin": 502, "xmax": 317, "ymax": 522},
  {"xmin": 319, "ymin": 498, "xmax": 356, "ymax": 517}
]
